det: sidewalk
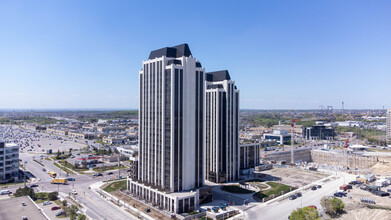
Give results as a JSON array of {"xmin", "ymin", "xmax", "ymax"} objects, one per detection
[{"xmin": 90, "ymin": 181, "xmax": 155, "ymax": 220}]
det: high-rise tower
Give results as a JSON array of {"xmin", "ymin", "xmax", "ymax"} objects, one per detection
[
  {"xmin": 128, "ymin": 44, "xmax": 205, "ymax": 213},
  {"xmin": 205, "ymin": 70, "xmax": 240, "ymax": 183}
]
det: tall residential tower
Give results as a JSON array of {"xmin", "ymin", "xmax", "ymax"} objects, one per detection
[
  {"xmin": 127, "ymin": 44, "xmax": 205, "ymax": 213},
  {"xmin": 205, "ymin": 71, "xmax": 240, "ymax": 183}
]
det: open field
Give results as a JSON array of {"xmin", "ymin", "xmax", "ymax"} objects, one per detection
[{"xmin": 259, "ymin": 167, "xmax": 328, "ymax": 188}]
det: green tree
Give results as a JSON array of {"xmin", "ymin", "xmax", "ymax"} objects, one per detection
[
  {"xmin": 69, "ymin": 204, "xmax": 78, "ymax": 220},
  {"xmin": 321, "ymin": 196, "xmax": 345, "ymax": 216},
  {"xmin": 331, "ymin": 197, "xmax": 345, "ymax": 213},
  {"xmin": 78, "ymin": 214, "xmax": 86, "ymax": 220},
  {"xmin": 56, "ymin": 150, "xmax": 61, "ymax": 159},
  {"xmin": 48, "ymin": 191, "xmax": 58, "ymax": 201},
  {"xmin": 290, "ymin": 207, "xmax": 320, "ymax": 220},
  {"xmin": 14, "ymin": 186, "xmax": 36, "ymax": 200},
  {"xmin": 62, "ymin": 199, "xmax": 68, "ymax": 206}
]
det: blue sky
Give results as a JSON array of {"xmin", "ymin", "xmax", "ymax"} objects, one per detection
[{"xmin": 0, "ymin": 1, "xmax": 390, "ymax": 110}]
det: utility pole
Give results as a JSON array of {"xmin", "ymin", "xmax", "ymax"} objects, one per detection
[{"xmin": 118, "ymin": 157, "xmax": 121, "ymax": 179}]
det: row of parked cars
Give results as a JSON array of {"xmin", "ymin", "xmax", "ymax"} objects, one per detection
[
  {"xmin": 43, "ymin": 201, "xmax": 66, "ymax": 216},
  {"xmin": 288, "ymin": 185, "xmax": 322, "ymax": 201}
]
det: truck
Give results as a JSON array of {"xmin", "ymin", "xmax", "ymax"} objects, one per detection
[
  {"xmin": 49, "ymin": 171, "xmax": 57, "ymax": 178},
  {"xmin": 51, "ymin": 178, "xmax": 68, "ymax": 185},
  {"xmin": 340, "ymin": 185, "xmax": 348, "ymax": 191}
]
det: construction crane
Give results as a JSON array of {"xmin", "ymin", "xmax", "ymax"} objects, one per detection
[{"xmin": 290, "ymin": 118, "xmax": 301, "ymax": 165}]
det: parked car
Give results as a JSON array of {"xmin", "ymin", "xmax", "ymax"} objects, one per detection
[
  {"xmin": 42, "ymin": 168, "xmax": 46, "ymax": 172},
  {"xmin": 0, "ymin": 190, "xmax": 12, "ymax": 195},
  {"xmin": 296, "ymin": 192, "xmax": 302, "ymax": 197},
  {"xmin": 72, "ymin": 190, "xmax": 78, "ymax": 195},
  {"xmin": 308, "ymin": 205, "xmax": 317, "ymax": 210},
  {"xmin": 51, "ymin": 206, "xmax": 61, "ymax": 211},
  {"xmin": 317, "ymin": 185, "xmax": 322, "ymax": 189},
  {"xmin": 67, "ymin": 178, "xmax": 76, "ymax": 181},
  {"xmin": 311, "ymin": 186, "xmax": 317, "ymax": 191},
  {"xmin": 55, "ymin": 211, "xmax": 66, "ymax": 216},
  {"xmin": 106, "ymin": 172, "xmax": 114, "ymax": 175},
  {"xmin": 43, "ymin": 201, "xmax": 52, "ymax": 206},
  {"xmin": 29, "ymin": 184, "xmax": 38, "ymax": 188},
  {"xmin": 93, "ymin": 173, "xmax": 103, "ymax": 177},
  {"xmin": 289, "ymin": 195, "xmax": 297, "ymax": 200}
]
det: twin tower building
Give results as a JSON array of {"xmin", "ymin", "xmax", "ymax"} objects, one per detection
[{"xmin": 127, "ymin": 44, "xmax": 240, "ymax": 214}]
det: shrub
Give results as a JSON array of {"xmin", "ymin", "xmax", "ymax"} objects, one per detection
[
  {"xmin": 48, "ymin": 191, "xmax": 58, "ymax": 201},
  {"xmin": 290, "ymin": 207, "xmax": 320, "ymax": 220}
]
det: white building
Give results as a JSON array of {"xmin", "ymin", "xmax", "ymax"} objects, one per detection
[
  {"xmin": 0, "ymin": 142, "xmax": 19, "ymax": 182},
  {"xmin": 263, "ymin": 130, "xmax": 291, "ymax": 145},
  {"xmin": 117, "ymin": 145, "xmax": 138, "ymax": 159},
  {"xmin": 205, "ymin": 70, "xmax": 240, "ymax": 183},
  {"xmin": 127, "ymin": 44, "xmax": 204, "ymax": 214}
]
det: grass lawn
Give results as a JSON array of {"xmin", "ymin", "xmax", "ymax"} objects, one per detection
[
  {"xmin": 57, "ymin": 160, "xmax": 88, "ymax": 173},
  {"xmin": 103, "ymin": 180, "xmax": 127, "ymax": 193},
  {"xmin": 93, "ymin": 165, "xmax": 127, "ymax": 172},
  {"xmin": 221, "ymin": 185, "xmax": 254, "ymax": 194},
  {"xmin": 254, "ymin": 182, "xmax": 295, "ymax": 200}
]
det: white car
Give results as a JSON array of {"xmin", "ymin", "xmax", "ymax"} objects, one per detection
[
  {"xmin": 71, "ymin": 190, "xmax": 78, "ymax": 195},
  {"xmin": 0, "ymin": 190, "xmax": 12, "ymax": 195}
]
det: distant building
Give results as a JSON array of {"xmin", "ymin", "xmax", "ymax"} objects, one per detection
[
  {"xmin": 0, "ymin": 142, "xmax": 19, "ymax": 182},
  {"xmin": 302, "ymin": 125, "xmax": 334, "ymax": 140},
  {"xmin": 263, "ymin": 130, "xmax": 291, "ymax": 145},
  {"xmin": 47, "ymin": 127, "xmax": 68, "ymax": 136},
  {"xmin": 116, "ymin": 145, "xmax": 138, "ymax": 159},
  {"xmin": 387, "ymin": 108, "xmax": 391, "ymax": 140},
  {"xmin": 240, "ymin": 143, "xmax": 260, "ymax": 170}
]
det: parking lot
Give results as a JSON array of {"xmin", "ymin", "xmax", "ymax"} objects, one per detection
[{"xmin": 38, "ymin": 200, "xmax": 70, "ymax": 220}]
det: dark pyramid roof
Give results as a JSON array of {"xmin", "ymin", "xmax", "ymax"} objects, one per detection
[
  {"xmin": 149, "ymin": 43, "xmax": 192, "ymax": 59},
  {"xmin": 206, "ymin": 70, "xmax": 231, "ymax": 82}
]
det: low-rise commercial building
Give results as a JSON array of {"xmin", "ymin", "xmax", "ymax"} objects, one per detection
[
  {"xmin": 0, "ymin": 142, "xmax": 19, "ymax": 182},
  {"xmin": 302, "ymin": 125, "xmax": 334, "ymax": 140},
  {"xmin": 240, "ymin": 142, "xmax": 260, "ymax": 170},
  {"xmin": 263, "ymin": 130, "xmax": 291, "ymax": 145}
]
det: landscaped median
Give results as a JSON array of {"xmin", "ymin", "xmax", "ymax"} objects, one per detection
[
  {"xmin": 103, "ymin": 180, "xmax": 127, "ymax": 193},
  {"xmin": 221, "ymin": 185, "xmax": 255, "ymax": 194},
  {"xmin": 220, "ymin": 180, "xmax": 296, "ymax": 203}
]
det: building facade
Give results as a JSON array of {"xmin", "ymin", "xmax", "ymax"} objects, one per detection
[
  {"xmin": 127, "ymin": 44, "xmax": 205, "ymax": 214},
  {"xmin": 387, "ymin": 108, "xmax": 391, "ymax": 140},
  {"xmin": 240, "ymin": 143, "xmax": 260, "ymax": 170},
  {"xmin": 302, "ymin": 125, "xmax": 334, "ymax": 140},
  {"xmin": 0, "ymin": 142, "xmax": 19, "ymax": 182},
  {"xmin": 263, "ymin": 130, "xmax": 291, "ymax": 145},
  {"xmin": 204, "ymin": 71, "xmax": 240, "ymax": 183}
]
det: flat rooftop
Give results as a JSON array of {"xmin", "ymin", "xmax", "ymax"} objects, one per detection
[{"xmin": 0, "ymin": 196, "xmax": 48, "ymax": 220}]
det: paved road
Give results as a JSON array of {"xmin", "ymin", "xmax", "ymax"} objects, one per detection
[
  {"xmin": 244, "ymin": 173, "xmax": 356, "ymax": 219},
  {"xmin": 20, "ymin": 152, "xmax": 137, "ymax": 220}
]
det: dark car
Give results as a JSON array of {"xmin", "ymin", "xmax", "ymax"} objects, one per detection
[
  {"xmin": 296, "ymin": 192, "xmax": 302, "ymax": 197},
  {"xmin": 289, "ymin": 195, "xmax": 297, "ymax": 200},
  {"xmin": 317, "ymin": 185, "xmax": 322, "ymax": 189},
  {"xmin": 311, "ymin": 186, "xmax": 317, "ymax": 191},
  {"xmin": 106, "ymin": 172, "xmax": 114, "ymax": 175},
  {"xmin": 67, "ymin": 178, "xmax": 75, "ymax": 181},
  {"xmin": 51, "ymin": 206, "xmax": 61, "ymax": 211},
  {"xmin": 55, "ymin": 211, "xmax": 66, "ymax": 216},
  {"xmin": 334, "ymin": 192, "xmax": 343, "ymax": 197},
  {"xmin": 29, "ymin": 184, "xmax": 38, "ymax": 188},
  {"xmin": 92, "ymin": 173, "xmax": 103, "ymax": 177}
]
